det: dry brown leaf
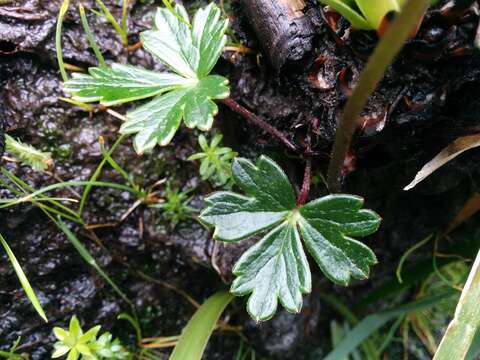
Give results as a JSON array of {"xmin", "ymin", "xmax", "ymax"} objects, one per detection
[
  {"xmin": 404, "ymin": 133, "xmax": 480, "ymax": 191},
  {"xmin": 447, "ymin": 193, "xmax": 480, "ymax": 234}
]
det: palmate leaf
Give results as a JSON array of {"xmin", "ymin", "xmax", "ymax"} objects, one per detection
[
  {"xmin": 199, "ymin": 156, "xmax": 381, "ymax": 321},
  {"xmin": 63, "ymin": 3, "xmax": 229, "ymax": 154}
]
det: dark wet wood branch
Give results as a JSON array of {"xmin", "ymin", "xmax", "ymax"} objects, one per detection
[{"xmin": 241, "ymin": 0, "xmax": 316, "ymax": 69}]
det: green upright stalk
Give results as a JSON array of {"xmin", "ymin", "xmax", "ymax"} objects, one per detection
[
  {"xmin": 95, "ymin": 0, "xmax": 128, "ymax": 46},
  {"xmin": 434, "ymin": 250, "xmax": 480, "ymax": 360},
  {"xmin": 121, "ymin": 0, "xmax": 129, "ymax": 37},
  {"xmin": 56, "ymin": 0, "xmax": 70, "ymax": 82},
  {"xmin": 78, "ymin": 134, "xmax": 126, "ymax": 215},
  {"xmin": 326, "ymin": 0, "xmax": 430, "ymax": 192},
  {"xmin": 78, "ymin": 4, "xmax": 106, "ymax": 67}
]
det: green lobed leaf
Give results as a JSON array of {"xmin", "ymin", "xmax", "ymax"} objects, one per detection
[
  {"xmin": 63, "ymin": 3, "xmax": 229, "ymax": 153},
  {"xmin": 231, "ymin": 221, "xmax": 311, "ymax": 321},
  {"xmin": 119, "ymin": 75, "xmax": 229, "ymax": 153},
  {"xmin": 299, "ymin": 195, "xmax": 379, "ymax": 285},
  {"xmin": 191, "ymin": 3, "xmax": 229, "ymax": 78},
  {"xmin": 200, "ymin": 156, "xmax": 296, "ymax": 242},
  {"xmin": 142, "ymin": 5, "xmax": 199, "ymax": 78},
  {"xmin": 63, "ymin": 64, "xmax": 194, "ymax": 106},
  {"xmin": 199, "ymin": 156, "xmax": 381, "ymax": 321}
]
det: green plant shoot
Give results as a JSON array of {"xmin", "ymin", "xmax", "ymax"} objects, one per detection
[
  {"xmin": 5, "ymin": 135, "xmax": 53, "ymax": 171},
  {"xmin": 188, "ymin": 133, "xmax": 237, "ymax": 188},
  {"xmin": 318, "ymin": 0, "xmax": 407, "ymax": 30},
  {"xmin": 52, "ymin": 315, "xmax": 129, "ymax": 359}
]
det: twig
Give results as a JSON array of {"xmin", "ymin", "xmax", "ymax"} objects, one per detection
[
  {"xmin": 136, "ymin": 270, "xmax": 200, "ymax": 308},
  {"xmin": 326, "ymin": 0, "xmax": 431, "ymax": 192},
  {"xmin": 220, "ymin": 98, "xmax": 299, "ymax": 153},
  {"xmin": 297, "ymin": 158, "xmax": 311, "ymax": 206}
]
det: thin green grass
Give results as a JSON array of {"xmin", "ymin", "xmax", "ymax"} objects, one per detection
[
  {"xmin": 0, "ymin": 168, "xmax": 82, "ymax": 223},
  {"xmin": 320, "ymin": 293, "xmax": 378, "ymax": 360},
  {"xmin": 95, "ymin": 0, "xmax": 128, "ymax": 45},
  {"xmin": 324, "ymin": 291, "xmax": 455, "ymax": 360},
  {"xmin": 79, "ymin": 134, "xmax": 127, "ymax": 214},
  {"xmin": 0, "ymin": 167, "xmax": 134, "ymax": 311},
  {"xmin": 396, "ymin": 234, "xmax": 433, "ymax": 283},
  {"xmin": 0, "ymin": 233, "xmax": 48, "ymax": 322},
  {"xmin": 78, "ymin": 3, "xmax": 106, "ymax": 67},
  {"xmin": 56, "ymin": 0, "xmax": 70, "ymax": 82},
  {"xmin": 434, "ymin": 250, "xmax": 480, "ymax": 359},
  {"xmin": 0, "ymin": 180, "xmax": 137, "ymax": 210}
]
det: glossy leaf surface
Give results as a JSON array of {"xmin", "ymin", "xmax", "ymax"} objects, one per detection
[
  {"xmin": 64, "ymin": 3, "xmax": 229, "ymax": 153},
  {"xmin": 63, "ymin": 64, "xmax": 193, "ymax": 106},
  {"xmin": 200, "ymin": 156, "xmax": 381, "ymax": 321}
]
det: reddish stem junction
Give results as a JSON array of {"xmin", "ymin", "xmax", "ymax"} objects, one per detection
[{"xmin": 221, "ymin": 97, "xmax": 313, "ymax": 203}]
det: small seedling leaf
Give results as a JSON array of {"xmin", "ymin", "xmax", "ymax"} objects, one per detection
[
  {"xmin": 199, "ymin": 156, "xmax": 381, "ymax": 321},
  {"xmin": 5, "ymin": 135, "xmax": 53, "ymax": 171}
]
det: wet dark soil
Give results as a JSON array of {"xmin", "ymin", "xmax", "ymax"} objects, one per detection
[{"xmin": 1, "ymin": 0, "xmax": 480, "ymax": 359}]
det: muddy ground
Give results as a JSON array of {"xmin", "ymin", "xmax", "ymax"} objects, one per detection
[{"xmin": 1, "ymin": 0, "xmax": 480, "ymax": 358}]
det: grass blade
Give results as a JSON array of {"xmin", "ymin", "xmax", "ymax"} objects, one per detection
[
  {"xmin": 0, "ymin": 233, "xmax": 48, "ymax": 322},
  {"xmin": 0, "ymin": 179, "xmax": 136, "ymax": 210},
  {"xmin": 78, "ymin": 3, "xmax": 106, "ymax": 67},
  {"xmin": 466, "ymin": 330, "xmax": 480, "ymax": 360},
  {"xmin": 324, "ymin": 291, "xmax": 455, "ymax": 360},
  {"xmin": 79, "ymin": 135, "xmax": 126, "ymax": 215},
  {"xmin": 327, "ymin": 0, "xmax": 431, "ymax": 191},
  {"xmin": 55, "ymin": 218, "xmax": 133, "ymax": 308},
  {"xmin": 170, "ymin": 291, "xmax": 234, "ymax": 360},
  {"xmin": 320, "ymin": 293, "xmax": 378, "ymax": 360},
  {"xmin": 434, "ymin": 250, "xmax": 480, "ymax": 360},
  {"xmin": 95, "ymin": 0, "xmax": 128, "ymax": 45},
  {"xmin": 56, "ymin": 0, "xmax": 70, "ymax": 82}
]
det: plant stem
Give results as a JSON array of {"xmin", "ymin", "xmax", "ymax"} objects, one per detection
[
  {"xmin": 326, "ymin": 0, "xmax": 431, "ymax": 192},
  {"xmin": 297, "ymin": 158, "xmax": 311, "ymax": 206},
  {"xmin": 220, "ymin": 98, "xmax": 298, "ymax": 153}
]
